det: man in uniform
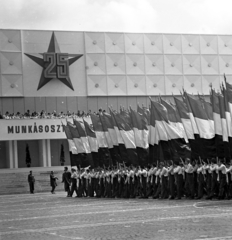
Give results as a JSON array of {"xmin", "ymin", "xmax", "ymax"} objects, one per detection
[
  {"xmin": 62, "ymin": 166, "xmax": 71, "ymax": 197},
  {"xmin": 28, "ymin": 170, "xmax": 35, "ymax": 194},
  {"xmin": 184, "ymin": 158, "xmax": 195, "ymax": 199}
]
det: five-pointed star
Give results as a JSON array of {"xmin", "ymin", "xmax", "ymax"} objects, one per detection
[{"xmin": 25, "ymin": 32, "xmax": 83, "ymax": 91}]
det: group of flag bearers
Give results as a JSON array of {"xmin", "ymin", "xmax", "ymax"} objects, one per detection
[
  {"xmin": 61, "ymin": 74, "xmax": 232, "ymax": 200},
  {"xmin": 62, "ymin": 158, "xmax": 232, "ymax": 200}
]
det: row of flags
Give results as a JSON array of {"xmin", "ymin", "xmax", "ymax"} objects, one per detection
[{"xmin": 63, "ymin": 75, "xmax": 232, "ymax": 167}]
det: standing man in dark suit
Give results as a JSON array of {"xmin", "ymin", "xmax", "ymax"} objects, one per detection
[
  {"xmin": 62, "ymin": 167, "xmax": 71, "ymax": 197},
  {"xmin": 50, "ymin": 171, "xmax": 58, "ymax": 194},
  {"xmin": 28, "ymin": 171, "xmax": 35, "ymax": 194}
]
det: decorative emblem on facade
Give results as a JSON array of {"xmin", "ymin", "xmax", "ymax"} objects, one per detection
[{"xmin": 25, "ymin": 32, "xmax": 83, "ymax": 91}]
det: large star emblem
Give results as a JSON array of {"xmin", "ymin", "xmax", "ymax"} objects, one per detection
[{"xmin": 25, "ymin": 32, "xmax": 83, "ymax": 91}]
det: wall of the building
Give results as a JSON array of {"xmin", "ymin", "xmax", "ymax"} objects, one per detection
[{"xmin": 1, "ymin": 30, "xmax": 232, "ymax": 99}]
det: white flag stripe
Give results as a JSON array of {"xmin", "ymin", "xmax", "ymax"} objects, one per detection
[
  {"xmin": 188, "ymin": 112, "xmax": 199, "ymax": 135},
  {"xmin": 87, "ymin": 136, "xmax": 98, "ymax": 152},
  {"xmin": 221, "ymin": 118, "xmax": 229, "ymax": 142},
  {"xmin": 180, "ymin": 118, "xmax": 194, "ymax": 140},
  {"xmin": 73, "ymin": 138, "xmax": 86, "ymax": 154},
  {"xmin": 225, "ymin": 111, "xmax": 232, "ymax": 138},
  {"xmin": 79, "ymin": 136, "xmax": 91, "ymax": 154},
  {"xmin": 169, "ymin": 121, "xmax": 188, "ymax": 143},
  {"xmin": 95, "ymin": 132, "xmax": 108, "ymax": 148},
  {"xmin": 162, "ymin": 121, "xmax": 185, "ymax": 141},
  {"xmin": 213, "ymin": 112, "xmax": 222, "ymax": 135},
  {"xmin": 195, "ymin": 118, "xmax": 215, "ymax": 139},
  {"xmin": 120, "ymin": 130, "xmax": 136, "ymax": 149},
  {"xmin": 155, "ymin": 121, "xmax": 169, "ymax": 141},
  {"xmin": 108, "ymin": 128, "xmax": 118, "ymax": 146},
  {"xmin": 114, "ymin": 126, "xmax": 124, "ymax": 144},
  {"xmin": 67, "ymin": 139, "xmax": 78, "ymax": 154},
  {"xmin": 133, "ymin": 128, "xmax": 149, "ymax": 149},
  {"xmin": 104, "ymin": 132, "xmax": 114, "ymax": 149},
  {"xmin": 149, "ymin": 125, "xmax": 155, "ymax": 145}
]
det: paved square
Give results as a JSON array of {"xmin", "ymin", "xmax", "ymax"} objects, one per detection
[{"xmin": 0, "ymin": 192, "xmax": 232, "ymax": 240}]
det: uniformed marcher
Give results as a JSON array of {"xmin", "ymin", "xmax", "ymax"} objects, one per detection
[
  {"xmin": 28, "ymin": 170, "xmax": 35, "ymax": 194},
  {"xmin": 70, "ymin": 168, "xmax": 78, "ymax": 197},
  {"xmin": 50, "ymin": 171, "xmax": 58, "ymax": 194},
  {"xmin": 62, "ymin": 166, "xmax": 71, "ymax": 197}
]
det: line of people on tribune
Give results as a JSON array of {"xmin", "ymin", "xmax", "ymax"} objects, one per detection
[{"xmin": 61, "ymin": 158, "xmax": 232, "ymax": 200}]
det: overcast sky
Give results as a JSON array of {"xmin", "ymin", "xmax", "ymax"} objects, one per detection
[{"xmin": 0, "ymin": 0, "xmax": 232, "ymax": 34}]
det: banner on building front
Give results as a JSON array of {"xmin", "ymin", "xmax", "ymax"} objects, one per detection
[{"xmin": 0, "ymin": 119, "xmax": 70, "ymax": 141}]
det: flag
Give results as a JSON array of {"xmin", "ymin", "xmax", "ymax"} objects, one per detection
[
  {"xmin": 73, "ymin": 118, "xmax": 91, "ymax": 154},
  {"xmin": 211, "ymin": 90, "xmax": 222, "ymax": 136},
  {"xmin": 182, "ymin": 93, "xmax": 199, "ymax": 135},
  {"xmin": 210, "ymin": 90, "xmax": 225, "ymax": 158},
  {"xmin": 185, "ymin": 92, "xmax": 214, "ymax": 139},
  {"xmin": 174, "ymin": 97, "xmax": 194, "ymax": 140},
  {"xmin": 222, "ymin": 84, "xmax": 232, "ymax": 159},
  {"xmin": 161, "ymin": 98, "xmax": 188, "ymax": 143},
  {"xmin": 130, "ymin": 107, "xmax": 149, "ymax": 165},
  {"xmin": 218, "ymin": 94, "xmax": 230, "ymax": 159},
  {"xmin": 67, "ymin": 121, "xmax": 86, "ymax": 154},
  {"xmin": 90, "ymin": 113, "xmax": 113, "ymax": 166},
  {"xmin": 99, "ymin": 112, "xmax": 121, "ymax": 165},
  {"xmin": 83, "ymin": 117, "xmax": 98, "ymax": 152},
  {"xmin": 130, "ymin": 107, "xmax": 149, "ymax": 149},
  {"xmin": 199, "ymin": 95, "xmax": 214, "ymax": 132},
  {"xmin": 111, "ymin": 109, "xmax": 138, "ymax": 165},
  {"xmin": 73, "ymin": 118, "xmax": 94, "ymax": 167},
  {"xmin": 90, "ymin": 114, "xmax": 108, "ymax": 148},
  {"xmin": 101, "ymin": 112, "xmax": 118, "ymax": 147},
  {"xmin": 151, "ymin": 99, "xmax": 191, "ymax": 161},
  {"xmin": 109, "ymin": 108, "xmax": 124, "ymax": 145},
  {"xmin": 185, "ymin": 92, "xmax": 216, "ymax": 159},
  {"xmin": 63, "ymin": 124, "xmax": 78, "ymax": 154}
]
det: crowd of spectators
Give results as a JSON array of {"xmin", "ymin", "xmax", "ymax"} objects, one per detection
[{"xmin": 0, "ymin": 109, "xmax": 106, "ymax": 120}]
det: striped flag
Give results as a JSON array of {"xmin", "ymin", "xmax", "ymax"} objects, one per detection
[
  {"xmin": 218, "ymin": 94, "xmax": 230, "ymax": 159},
  {"xmin": 174, "ymin": 97, "xmax": 194, "ymax": 140},
  {"xmin": 185, "ymin": 92, "xmax": 214, "ymax": 139},
  {"xmin": 101, "ymin": 112, "xmax": 118, "ymax": 147},
  {"xmin": 73, "ymin": 118, "xmax": 91, "ymax": 154},
  {"xmin": 151, "ymin": 99, "xmax": 190, "ymax": 161},
  {"xmin": 210, "ymin": 90, "xmax": 225, "ymax": 159},
  {"xmin": 111, "ymin": 109, "xmax": 138, "ymax": 165},
  {"xmin": 67, "ymin": 121, "xmax": 86, "ymax": 154},
  {"xmin": 90, "ymin": 114, "xmax": 109, "ymax": 148},
  {"xmin": 130, "ymin": 107, "xmax": 149, "ymax": 165},
  {"xmin": 90, "ymin": 113, "xmax": 113, "ymax": 166},
  {"xmin": 211, "ymin": 90, "xmax": 222, "ymax": 136},
  {"xmin": 183, "ymin": 93, "xmax": 199, "ymax": 136},
  {"xmin": 161, "ymin": 98, "xmax": 188, "ymax": 143},
  {"xmin": 63, "ymin": 124, "xmax": 78, "ymax": 154},
  {"xmin": 83, "ymin": 117, "xmax": 98, "ymax": 152},
  {"xmin": 185, "ymin": 92, "xmax": 216, "ymax": 158}
]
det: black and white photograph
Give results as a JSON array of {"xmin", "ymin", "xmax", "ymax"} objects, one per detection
[{"xmin": 0, "ymin": 0, "xmax": 232, "ymax": 239}]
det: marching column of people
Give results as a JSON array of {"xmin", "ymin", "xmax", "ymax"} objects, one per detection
[{"xmin": 62, "ymin": 158, "xmax": 232, "ymax": 200}]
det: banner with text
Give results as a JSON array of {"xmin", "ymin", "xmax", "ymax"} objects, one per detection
[{"xmin": 0, "ymin": 119, "xmax": 72, "ymax": 141}]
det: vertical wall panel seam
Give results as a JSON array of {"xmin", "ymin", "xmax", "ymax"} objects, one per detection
[
  {"xmin": 180, "ymin": 34, "xmax": 184, "ymax": 94},
  {"xmin": 142, "ymin": 33, "xmax": 147, "ymax": 97},
  {"xmin": 104, "ymin": 32, "xmax": 108, "ymax": 99},
  {"xmin": 83, "ymin": 32, "xmax": 88, "ymax": 98},
  {"xmin": 199, "ymin": 34, "xmax": 203, "ymax": 94},
  {"xmin": 20, "ymin": 29, "xmax": 24, "ymax": 96},
  {"xmin": 217, "ymin": 35, "xmax": 221, "ymax": 85},
  {"xmin": 123, "ymin": 33, "xmax": 128, "ymax": 108},
  {"xmin": 162, "ymin": 33, "xmax": 166, "ymax": 96}
]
